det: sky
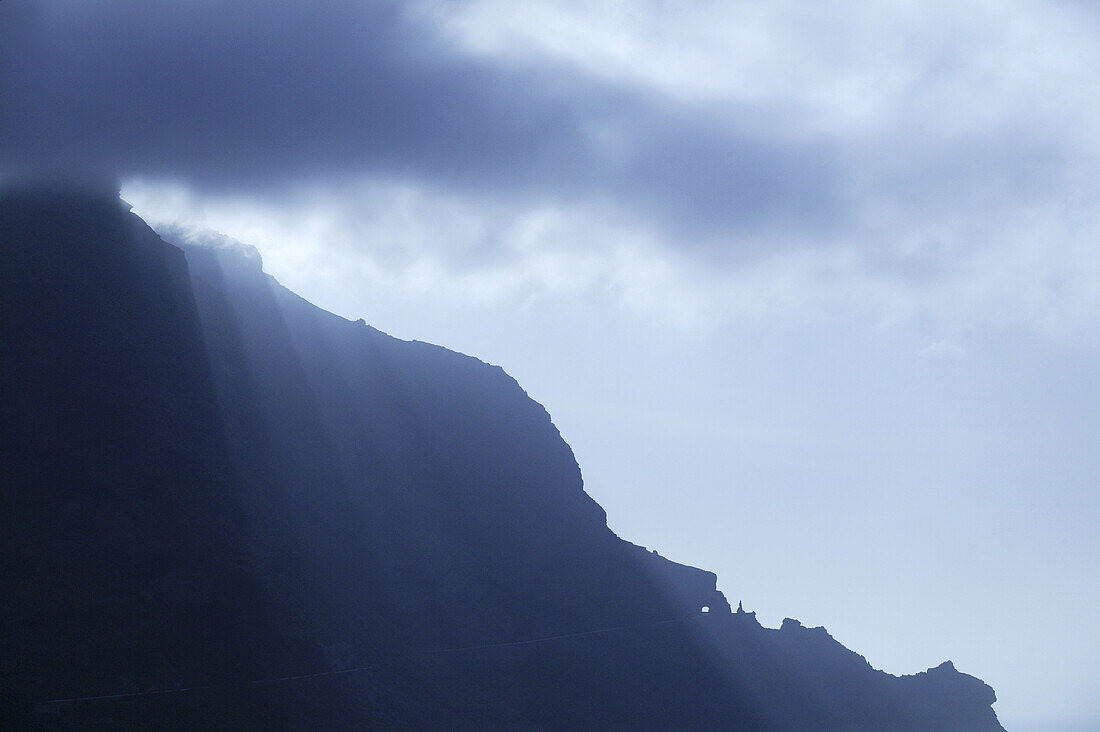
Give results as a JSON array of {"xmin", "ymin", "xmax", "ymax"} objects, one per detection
[{"xmin": 3, "ymin": 1, "xmax": 1099, "ymax": 727}]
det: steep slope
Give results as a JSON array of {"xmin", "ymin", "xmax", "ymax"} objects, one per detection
[
  {"xmin": 0, "ymin": 189, "xmax": 1003, "ymax": 729},
  {"xmin": 173, "ymin": 226, "xmax": 1003, "ymax": 730}
]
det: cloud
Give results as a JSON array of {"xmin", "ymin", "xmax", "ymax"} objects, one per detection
[
  {"xmin": 0, "ymin": 0, "xmax": 843, "ymax": 244},
  {"xmin": 7, "ymin": 0, "xmax": 1100, "ymax": 337}
]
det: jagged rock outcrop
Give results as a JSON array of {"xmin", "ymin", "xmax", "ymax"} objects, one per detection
[{"xmin": 0, "ymin": 187, "xmax": 1003, "ymax": 730}]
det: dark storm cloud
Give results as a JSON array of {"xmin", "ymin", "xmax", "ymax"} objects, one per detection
[{"xmin": 0, "ymin": 0, "xmax": 844, "ymax": 240}]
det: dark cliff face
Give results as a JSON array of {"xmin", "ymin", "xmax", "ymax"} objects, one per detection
[
  {"xmin": 0, "ymin": 191, "xmax": 329, "ymax": 728},
  {"xmin": 0, "ymin": 191, "xmax": 1003, "ymax": 730}
]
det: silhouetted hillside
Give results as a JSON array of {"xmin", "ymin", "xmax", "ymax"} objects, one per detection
[{"xmin": 0, "ymin": 188, "xmax": 1004, "ymax": 729}]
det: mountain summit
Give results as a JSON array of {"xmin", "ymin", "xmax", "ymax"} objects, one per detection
[{"xmin": 0, "ymin": 188, "xmax": 1003, "ymax": 729}]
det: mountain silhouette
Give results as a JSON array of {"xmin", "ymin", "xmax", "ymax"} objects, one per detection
[{"xmin": 0, "ymin": 186, "xmax": 1004, "ymax": 730}]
